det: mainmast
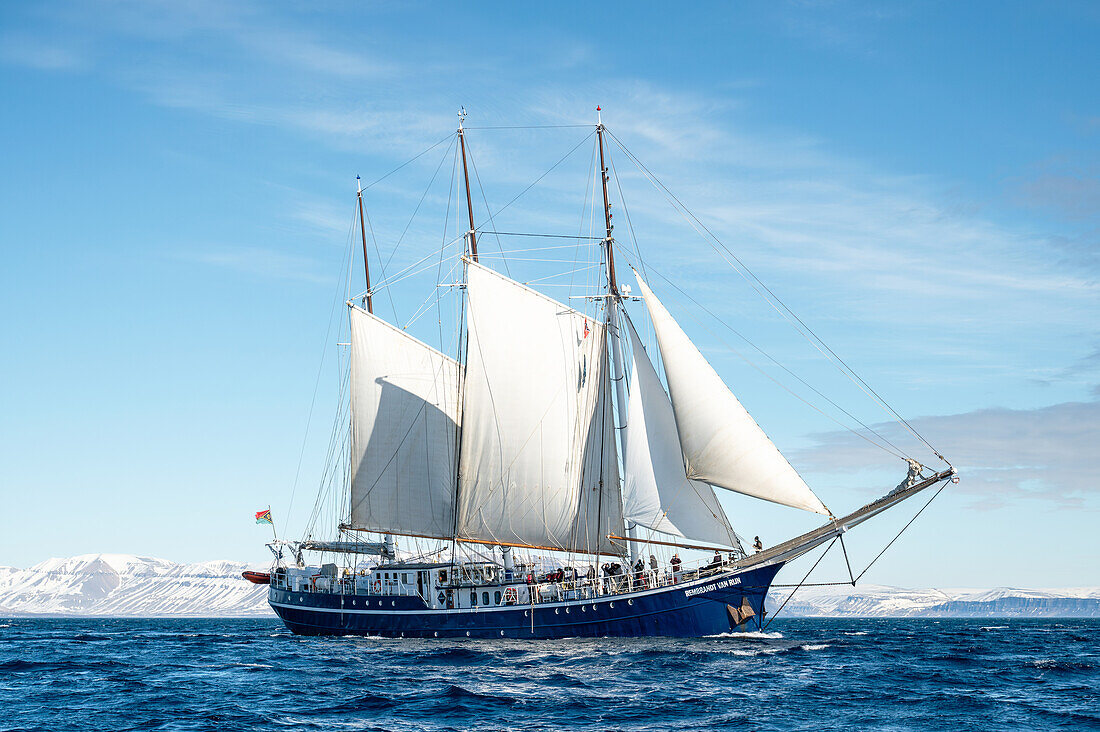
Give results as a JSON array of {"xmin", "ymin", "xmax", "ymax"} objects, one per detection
[
  {"xmin": 458, "ymin": 108, "xmax": 479, "ymax": 262},
  {"xmin": 596, "ymin": 107, "xmax": 638, "ymax": 564},
  {"xmin": 596, "ymin": 107, "xmax": 617, "ymax": 295},
  {"xmin": 356, "ymin": 175, "xmax": 373, "ymax": 313}
]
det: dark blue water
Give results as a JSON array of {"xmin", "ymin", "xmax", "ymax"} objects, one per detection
[{"xmin": 1, "ymin": 618, "xmax": 1097, "ymax": 731}]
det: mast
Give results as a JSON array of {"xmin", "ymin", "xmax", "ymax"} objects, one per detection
[
  {"xmin": 356, "ymin": 175, "xmax": 373, "ymax": 313},
  {"xmin": 596, "ymin": 107, "xmax": 637, "ymax": 563},
  {"xmin": 596, "ymin": 107, "xmax": 617, "ymax": 295},
  {"xmin": 458, "ymin": 108, "xmax": 478, "ymax": 261},
  {"xmin": 450, "ymin": 108, "xmax": 475, "ymax": 572}
]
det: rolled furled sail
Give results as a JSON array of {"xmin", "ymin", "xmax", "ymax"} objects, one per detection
[
  {"xmin": 622, "ymin": 315, "xmax": 739, "ymax": 546},
  {"xmin": 632, "ymin": 273, "xmax": 830, "ymax": 516},
  {"xmin": 348, "ymin": 306, "xmax": 462, "ymax": 539},
  {"xmin": 456, "ymin": 261, "xmax": 623, "ymax": 554}
]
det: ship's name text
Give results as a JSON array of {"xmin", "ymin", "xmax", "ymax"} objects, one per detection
[{"xmin": 683, "ymin": 576, "xmax": 741, "ymax": 599}]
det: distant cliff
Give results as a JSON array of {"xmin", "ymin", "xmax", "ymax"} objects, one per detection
[
  {"xmin": 776, "ymin": 584, "xmax": 1100, "ymax": 618},
  {"xmin": 0, "ymin": 554, "xmax": 270, "ymax": 616}
]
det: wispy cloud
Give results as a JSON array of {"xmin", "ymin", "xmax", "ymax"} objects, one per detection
[
  {"xmin": 7, "ymin": 0, "xmax": 1098, "ymax": 405},
  {"xmin": 793, "ymin": 400, "xmax": 1100, "ymax": 511},
  {"xmin": 0, "ymin": 33, "xmax": 86, "ymax": 71},
  {"xmin": 175, "ymin": 246, "xmax": 333, "ymax": 284},
  {"xmin": 1012, "ymin": 165, "xmax": 1100, "ymax": 222}
]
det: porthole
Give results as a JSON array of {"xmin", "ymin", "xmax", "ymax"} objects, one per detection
[
  {"xmin": 609, "ymin": 602, "xmax": 614, "ymax": 608},
  {"xmin": 378, "ymin": 601, "xmax": 382, "ymax": 607},
  {"xmin": 628, "ymin": 599, "xmax": 634, "ymax": 606},
  {"xmin": 352, "ymin": 600, "xmax": 356, "ymax": 606},
  {"xmin": 554, "ymin": 608, "xmax": 559, "ymax": 614},
  {"xmin": 591, "ymin": 605, "xmax": 597, "ymax": 611},
  {"xmin": 500, "ymin": 630, "xmax": 505, "ymax": 637},
  {"xmin": 524, "ymin": 610, "xmax": 529, "ymax": 617},
  {"xmin": 391, "ymin": 601, "xmax": 396, "ymax": 607},
  {"xmin": 466, "ymin": 631, "xmax": 470, "ymax": 637},
  {"xmin": 581, "ymin": 606, "xmax": 586, "ymax": 612},
  {"xmin": 565, "ymin": 607, "xmax": 570, "ymax": 614},
  {"xmin": 434, "ymin": 631, "xmax": 438, "ymax": 637}
]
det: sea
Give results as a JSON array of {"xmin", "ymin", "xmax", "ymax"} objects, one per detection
[{"xmin": 1, "ymin": 617, "xmax": 1097, "ymax": 731}]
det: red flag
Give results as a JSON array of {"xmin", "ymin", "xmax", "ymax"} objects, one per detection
[{"xmin": 583, "ymin": 321, "xmax": 589, "ymax": 339}]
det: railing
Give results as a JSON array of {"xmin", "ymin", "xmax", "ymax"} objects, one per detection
[
  {"xmin": 525, "ymin": 561, "xmax": 731, "ymax": 606},
  {"xmin": 271, "ymin": 553, "xmax": 745, "ymax": 605}
]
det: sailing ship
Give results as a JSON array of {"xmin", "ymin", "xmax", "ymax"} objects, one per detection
[{"xmin": 261, "ymin": 109, "xmax": 956, "ymax": 638}]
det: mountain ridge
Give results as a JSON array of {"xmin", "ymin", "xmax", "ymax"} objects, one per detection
[
  {"xmin": 1, "ymin": 554, "xmax": 1097, "ymax": 618},
  {"xmin": 0, "ymin": 553, "xmax": 271, "ymax": 617}
]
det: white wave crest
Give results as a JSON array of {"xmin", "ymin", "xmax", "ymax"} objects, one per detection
[{"xmin": 704, "ymin": 631, "xmax": 784, "ymax": 640}]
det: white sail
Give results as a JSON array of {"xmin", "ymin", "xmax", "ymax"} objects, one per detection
[
  {"xmin": 622, "ymin": 316, "xmax": 739, "ymax": 546},
  {"xmin": 633, "ymin": 273, "xmax": 830, "ymax": 516},
  {"xmin": 456, "ymin": 261, "xmax": 623, "ymax": 554},
  {"xmin": 348, "ymin": 306, "xmax": 461, "ymax": 539}
]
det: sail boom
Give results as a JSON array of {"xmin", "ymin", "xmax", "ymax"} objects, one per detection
[
  {"xmin": 455, "ymin": 536, "xmax": 613, "ymax": 557},
  {"xmin": 339, "ymin": 525, "xmax": 456, "ymax": 543},
  {"xmin": 607, "ymin": 534, "xmax": 739, "ymax": 553}
]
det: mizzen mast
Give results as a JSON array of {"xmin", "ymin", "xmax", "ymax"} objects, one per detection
[
  {"xmin": 356, "ymin": 175, "xmax": 373, "ymax": 313},
  {"xmin": 458, "ymin": 108, "xmax": 479, "ymax": 262}
]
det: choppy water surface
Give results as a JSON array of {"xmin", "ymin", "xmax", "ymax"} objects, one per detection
[{"xmin": 1, "ymin": 617, "xmax": 1097, "ymax": 731}]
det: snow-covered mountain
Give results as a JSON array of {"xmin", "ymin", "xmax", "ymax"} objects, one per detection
[
  {"xmin": 1, "ymin": 554, "xmax": 1096, "ymax": 618},
  {"xmin": 776, "ymin": 583, "xmax": 1100, "ymax": 618},
  {"xmin": 0, "ymin": 554, "xmax": 271, "ymax": 616}
]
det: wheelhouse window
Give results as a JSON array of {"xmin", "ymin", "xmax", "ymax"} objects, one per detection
[
  {"xmin": 482, "ymin": 592, "xmax": 490, "ymax": 606},
  {"xmin": 470, "ymin": 592, "xmax": 478, "ymax": 606},
  {"xmin": 494, "ymin": 591, "xmax": 502, "ymax": 605}
]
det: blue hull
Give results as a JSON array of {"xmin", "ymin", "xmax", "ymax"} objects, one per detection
[{"xmin": 269, "ymin": 563, "xmax": 783, "ymax": 638}]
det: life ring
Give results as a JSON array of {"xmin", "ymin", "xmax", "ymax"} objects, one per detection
[{"xmin": 372, "ymin": 579, "xmax": 381, "ymax": 593}]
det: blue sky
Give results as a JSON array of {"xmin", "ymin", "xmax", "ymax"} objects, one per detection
[{"xmin": 2, "ymin": 1, "xmax": 1097, "ymax": 589}]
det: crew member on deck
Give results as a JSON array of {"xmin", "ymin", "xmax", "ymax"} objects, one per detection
[
  {"xmin": 670, "ymin": 554, "xmax": 682, "ymax": 582},
  {"xmin": 753, "ymin": 536, "xmax": 764, "ymax": 553}
]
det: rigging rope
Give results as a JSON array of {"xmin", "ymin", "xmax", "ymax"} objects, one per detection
[
  {"xmin": 466, "ymin": 135, "xmax": 511, "ymax": 278},
  {"xmin": 763, "ymin": 538, "xmax": 837, "ymax": 631},
  {"xmin": 360, "ymin": 133, "xmax": 454, "ymax": 191},
  {"xmin": 463, "ymin": 124, "xmax": 593, "ymax": 130},
  {"xmin": 762, "ymin": 476, "xmax": 950, "ymax": 628},
  {"xmin": 282, "ymin": 201, "xmax": 358, "ymax": 536},
  {"xmin": 378, "ymin": 137, "xmax": 459, "ymax": 308},
  {"xmin": 473, "ymin": 130, "xmax": 596, "ymax": 233},
  {"xmin": 619, "ymin": 252, "xmax": 910, "ymax": 461},
  {"xmin": 854, "ymin": 481, "xmax": 948, "ymax": 582},
  {"xmin": 605, "ymin": 128, "xmax": 947, "ymax": 466},
  {"xmin": 476, "ymin": 231, "xmax": 603, "ymax": 240}
]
